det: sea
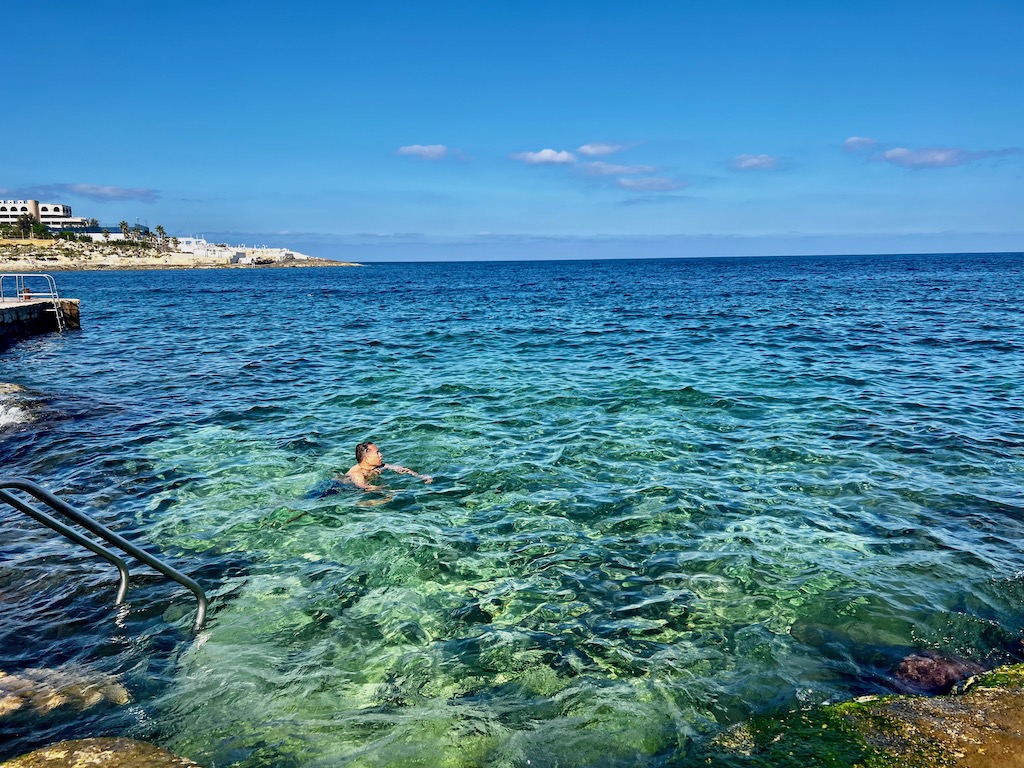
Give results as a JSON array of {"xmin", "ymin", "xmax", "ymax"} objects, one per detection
[{"xmin": 1, "ymin": 252, "xmax": 1023, "ymax": 767}]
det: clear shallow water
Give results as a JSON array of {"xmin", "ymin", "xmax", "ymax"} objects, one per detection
[{"xmin": 2, "ymin": 253, "xmax": 1024, "ymax": 766}]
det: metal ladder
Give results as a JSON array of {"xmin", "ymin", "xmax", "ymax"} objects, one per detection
[
  {"xmin": 0, "ymin": 478, "xmax": 208, "ymax": 631},
  {"xmin": 0, "ymin": 273, "xmax": 67, "ymax": 331}
]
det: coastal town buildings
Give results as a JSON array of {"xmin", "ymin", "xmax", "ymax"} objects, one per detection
[
  {"xmin": 75, "ymin": 224, "xmax": 149, "ymax": 242},
  {"xmin": 176, "ymin": 237, "xmax": 311, "ymax": 264},
  {"xmin": 1, "ymin": 200, "xmax": 311, "ymax": 261},
  {"xmin": 0, "ymin": 199, "xmax": 147, "ymax": 241},
  {"xmin": 0, "ymin": 200, "xmax": 89, "ymax": 230}
]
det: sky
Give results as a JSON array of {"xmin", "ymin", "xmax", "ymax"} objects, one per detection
[{"xmin": 6, "ymin": 0, "xmax": 1022, "ymax": 261}]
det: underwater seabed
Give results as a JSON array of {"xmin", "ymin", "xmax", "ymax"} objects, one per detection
[
  {"xmin": 106, "ymin": 416, "xmax": 1018, "ymax": 768},
  {"xmin": 5, "ymin": 411, "xmax": 1024, "ymax": 765}
]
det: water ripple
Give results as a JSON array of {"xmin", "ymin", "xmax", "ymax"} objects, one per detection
[{"xmin": 2, "ymin": 253, "xmax": 1023, "ymax": 766}]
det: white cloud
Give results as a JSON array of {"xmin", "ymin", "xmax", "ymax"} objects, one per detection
[
  {"xmin": 511, "ymin": 149, "xmax": 576, "ymax": 165},
  {"xmin": 577, "ymin": 143, "xmax": 625, "ymax": 157},
  {"xmin": 397, "ymin": 144, "xmax": 448, "ymax": 160},
  {"xmin": 16, "ymin": 183, "xmax": 160, "ymax": 203},
  {"xmin": 881, "ymin": 147, "xmax": 968, "ymax": 168},
  {"xmin": 842, "ymin": 135, "xmax": 1022, "ymax": 168},
  {"xmin": 732, "ymin": 154, "xmax": 779, "ymax": 171},
  {"xmin": 616, "ymin": 177, "xmax": 682, "ymax": 192},
  {"xmin": 843, "ymin": 136, "xmax": 878, "ymax": 152},
  {"xmin": 583, "ymin": 161, "xmax": 656, "ymax": 176}
]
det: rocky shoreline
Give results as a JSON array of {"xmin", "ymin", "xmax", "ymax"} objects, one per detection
[
  {"xmin": 2, "ymin": 659, "xmax": 1022, "ymax": 766},
  {"xmin": 0, "ymin": 739, "xmax": 201, "ymax": 767},
  {"xmin": 0, "ymin": 239, "xmax": 360, "ymax": 271},
  {"xmin": 692, "ymin": 663, "xmax": 1024, "ymax": 767}
]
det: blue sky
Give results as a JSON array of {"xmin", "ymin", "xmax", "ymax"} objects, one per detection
[{"xmin": 7, "ymin": 0, "xmax": 1022, "ymax": 260}]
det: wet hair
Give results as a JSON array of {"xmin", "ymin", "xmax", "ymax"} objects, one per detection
[{"xmin": 356, "ymin": 442, "xmax": 375, "ymax": 462}]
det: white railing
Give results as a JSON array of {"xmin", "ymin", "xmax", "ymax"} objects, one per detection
[{"xmin": 0, "ymin": 273, "xmax": 66, "ymax": 330}]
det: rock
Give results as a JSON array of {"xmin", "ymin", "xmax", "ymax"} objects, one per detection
[
  {"xmin": 0, "ymin": 738, "xmax": 200, "ymax": 767},
  {"xmin": 0, "ymin": 666, "xmax": 129, "ymax": 718},
  {"xmin": 0, "ymin": 385, "xmax": 39, "ymax": 430},
  {"xmin": 692, "ymin": 663, "xmax": 1024, "ymax": 768},
  {"xmin": 895, "ymin": 650, "xmax": 986, "ymax": 694},
  {"xmin": 858, "ymin": 686, "xmax": 1024, "ymax": 768}
]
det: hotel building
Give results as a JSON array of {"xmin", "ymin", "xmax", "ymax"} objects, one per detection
[{"xmin": 0, "ymin": 199, "xmax": 89, "ymax": 231}]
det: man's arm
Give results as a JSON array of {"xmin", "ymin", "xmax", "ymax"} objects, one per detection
[{"xmin": 384, "ymin": 464, "xmax": 433, "ymax": 483}]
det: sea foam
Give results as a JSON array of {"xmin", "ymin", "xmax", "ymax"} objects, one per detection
[
  {"xmin": 0, "ymin": 385, "xmax": 34, "ymax": 430},
  {"xmin": 0, "ymin": 401, "xmax": 32, "ymax": 429}
]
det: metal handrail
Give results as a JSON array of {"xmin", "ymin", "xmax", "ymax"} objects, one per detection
[
  {"xmin": 0, "ymin": 490, "xmax": 130, "ymax": 603},
  {"xmin": 0, "ymin": 274, "xmax": 66, "ymax": 331},
  {"xmin": 0, "ymin": 273, "xmax": 59, "ymax": 302},
  {"xmin": 0, "ymin": 478, "xmax": 207, "ymax": 631}
]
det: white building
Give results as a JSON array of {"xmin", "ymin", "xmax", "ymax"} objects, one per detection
[
  {"xmin": 174, "ymin": 237, "xmax": 241, "ymax": 261},
  {"xmin": 176, "ymin": 237, "xmax": 310, "ymax": 263},
  {"xmin": 0, "ymin": 199, "xmax": 89, "ymax": 230}
]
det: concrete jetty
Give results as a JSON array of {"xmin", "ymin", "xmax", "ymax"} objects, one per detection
[{"xmin": 0, "ymin": 297, "xmax": 80, "ymax": 347}]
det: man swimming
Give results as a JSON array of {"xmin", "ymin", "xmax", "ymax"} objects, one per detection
[{"xmin": 345, "ymin": 441, "xmax": 433, "ymax": 491}]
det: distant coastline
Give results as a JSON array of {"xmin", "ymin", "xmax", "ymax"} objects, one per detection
[{"xmin": 0, "ymin": 238, "xmax": 362, "ymax": 272}]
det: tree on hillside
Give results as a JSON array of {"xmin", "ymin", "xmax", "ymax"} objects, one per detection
[
  {"xmin": 16, "ymin": 214, "xmax": 34, "ymax": 239},
  {"xmin": 102, "ymin": 228, "xmax": 110, "ymax": 241},
  {"xmin": 119, "ymin": 220, "xmax": 130, "ymax": 241},
  {"xmin": 87, "ymin": 218, "xmax": 99, "ymax": 227},
  {"xmin": 154, "ymin": 225, "xmax": 167, "ymax": 252}
]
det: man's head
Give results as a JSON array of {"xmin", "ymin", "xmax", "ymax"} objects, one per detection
[{"xmin": 356, "ymin": 441, "xmax": 383, "ymax": 467}]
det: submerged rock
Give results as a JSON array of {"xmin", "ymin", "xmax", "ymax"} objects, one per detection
[
  {"xmin": 0, "ymin": 665, "xmax": 129, "ymax": 718},
  {"xmin": 894, "ymin": 650, "xmax": 985, "ymax": 694},
  {"xmin": 0, "ymin": 383, "xmax": 44, "ymax": 430},
  {"xmin": 0, "ymin": 738, "xmax": 200, "ymax": 767},
  {"xmin": 691, "ymin": 663, "xmax": 1024, "ymax": 767}
]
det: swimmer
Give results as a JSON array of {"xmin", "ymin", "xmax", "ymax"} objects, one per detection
[{"xmin": 345, "ymin": 441, "xmax": 433, "ymax": 491}]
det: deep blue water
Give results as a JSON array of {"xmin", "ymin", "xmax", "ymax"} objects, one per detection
[{"xmin": 2, "ymin": 253, "xmax": 1023, "ymax": 767}]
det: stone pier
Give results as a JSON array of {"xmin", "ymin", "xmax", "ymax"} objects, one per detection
[{"xmin": 0, "ymin": 298, "xmax": 81, "ymax": 347}]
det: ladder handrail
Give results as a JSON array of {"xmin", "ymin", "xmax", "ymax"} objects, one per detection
[
  {"xmin": 0, "ymin": 489, "xmax": 130, "ymax": 603},
  {"xmin": 0, "ymin": 273, "xmax": 59, "ymax": 301},
  {"xmin": 0, "ymin": 478, "xmax": 207, "ymax": 631},
  {"xmin": 0, "ymin": 274, "xmax": 66, "ymax": 331}
]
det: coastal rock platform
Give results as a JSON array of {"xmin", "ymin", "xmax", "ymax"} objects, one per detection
[
  {"xmin": 692, "ymin": 663, "xmax": 1024, "ymax": 767},
  {"xmin": 0, "ymin": 298, "xmax": 80, "ymax": 348},
  {"xmin": 0, "ymin": 240, "xmax": 359, "ymax": 271},
  {"xmin": 0, "ymin": 738, "xmax": 200, "ymax": 768}
]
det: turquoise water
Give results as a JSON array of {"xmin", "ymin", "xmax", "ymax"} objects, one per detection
[{"xmin": 2, "ymin": 253, "xmax": 1024, "ymax": 766}]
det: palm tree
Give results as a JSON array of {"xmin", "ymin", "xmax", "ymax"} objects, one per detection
[
  {"xmin": 152, "ymin": 225, "xmax": 166, "ymax": 252},
  {"xmin": 118, "ymin": 220, "xmax": 130, "ymax": 241},
  {"xmin": 102, "ymin": 228, "xmax": 110, "ymax": 241},
  {"xmin": 16, "ymin": 214, "xmax": 34, "ymax": 239}
]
